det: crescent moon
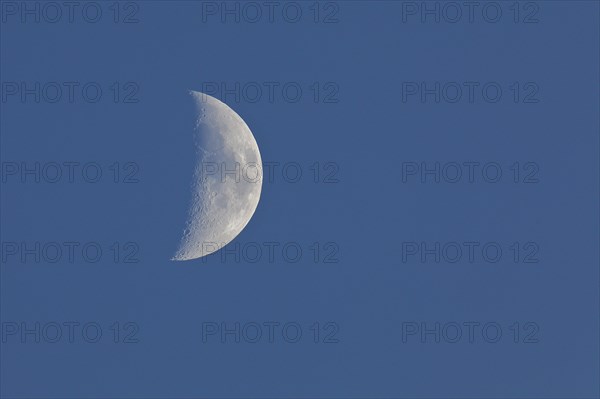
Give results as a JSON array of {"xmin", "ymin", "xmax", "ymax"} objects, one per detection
[{"xmin": 172, "ymin": 91, "xmax": 263, "ymax": 261}]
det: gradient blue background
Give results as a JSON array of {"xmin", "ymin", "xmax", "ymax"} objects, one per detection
[{"xmin": 1, "ymin": 1, "xmax": 599, "ymax": 398}]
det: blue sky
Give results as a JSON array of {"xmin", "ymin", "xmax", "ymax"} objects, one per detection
[{"xmin": 1, "ymin": 1, "xmax": 599, "ymax": 397}]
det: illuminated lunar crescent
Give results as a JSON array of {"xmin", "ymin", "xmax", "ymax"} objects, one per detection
[{"xmin": 172, "ymin": 91, "xmax": 263, "ymax": 261}]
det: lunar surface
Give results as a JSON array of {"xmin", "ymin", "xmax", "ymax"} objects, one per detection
[{"xmin": 172, "ymin": 91, "xmax": 263, "ymax": 261}]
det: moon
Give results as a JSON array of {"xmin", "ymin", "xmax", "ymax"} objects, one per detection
[{"xmin": 172, "ymin": 91, "xmax": 263, "ymax": 261}]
